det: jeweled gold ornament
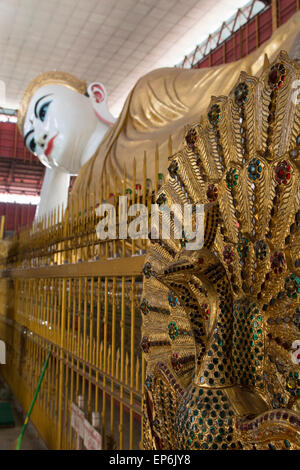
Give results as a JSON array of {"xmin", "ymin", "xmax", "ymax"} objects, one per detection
[{"xmin": 142, "ymin": 51, "xmax": 300, "ymax": 450}]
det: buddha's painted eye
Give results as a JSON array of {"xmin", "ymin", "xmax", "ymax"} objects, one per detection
[
  {"xmin": 39, "ymin": 101, "xmax": 51, "ymax": 122},
  {"xmin": 29, "ymin": 137, "xmax": 36, "ymax": 153}
]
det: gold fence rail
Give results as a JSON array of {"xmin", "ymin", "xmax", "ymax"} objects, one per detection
[
  {"xmin": 0, "ymin": 259, "xmax": 146, "ymax": 449},
  {"xmin": 0, "ymin": 142, "xmax": 169, "ymax": 449}
]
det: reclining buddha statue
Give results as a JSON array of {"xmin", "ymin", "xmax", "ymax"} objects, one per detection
[
  {"xmin": 15, "ymin": 10, "xmax": 300, "ymax": 450},
  {"xmin": 17, "ymin": 11, "xmax": 300, "ymax": 219},
  {"xmin": 141, "ymin": 50, "xmax": 300, "ymax": 450}
]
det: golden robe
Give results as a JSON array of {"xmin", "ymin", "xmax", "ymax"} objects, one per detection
[{"xmin": 71, "ymin": 11, "xmax": 300, "ymax": 203}]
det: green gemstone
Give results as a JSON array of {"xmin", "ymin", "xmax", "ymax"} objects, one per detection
[{"xmin": 284, "ymin": 440, "xmax": 290, "ymax": 449}]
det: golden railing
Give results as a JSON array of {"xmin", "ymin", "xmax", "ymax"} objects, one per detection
[{"xmin": 0, "ymin": 145, "xmax": 166, "ymax": 450}]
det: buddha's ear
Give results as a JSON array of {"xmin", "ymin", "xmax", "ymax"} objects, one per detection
[
  {"xmin": 87, "ymin": 82, "xmax": 107, "ymax": 104},
  {"xmin": 87, "ymin": 81, "xmax": 116, "ymax": 126}
]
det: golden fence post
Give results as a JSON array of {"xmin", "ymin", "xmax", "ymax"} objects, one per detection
[
  {"xmin": 0, "ymin": 215, "xmax": 5, "ymax": 239},
  {"xmin": 88, "ymin": 276, "xmax": 94, "ymax": 419},
  {"xmin": 168, "ymin": 135, "xmax": 173, "ymax": 159},
  {"xmin": 110, "ymin": 277, "xmax": 116, "ymax": 436},
  {"xmin": 129, "ymin": 276, "xmax": 135, "ymax": 449},
  {"xmin": 155, "ymin": 144, "xmax": 159, "ymax": 194},
  {"xmin": 57, "ymin": 277, "xmax": 67, "ymax": 449},
  {"xmin": 122, "ymin": 165, "xmax": 126, "ymax": 257},
  {"xmin": 95, "ymin": 277, "xmax": 101, "ymax": 412},
  {"xmin": 272, "ymin": 0, "xmax": 278, "ymax": 32},
  {"xmin": 82, "ymin": 277, "xmax": 88, "ymax": 397},
  {"xmin": 57, "ymin": 210, "xmax": 69, "ymax": 449},
  {"xmin": 76, "ymin": 277, "xmax": 82, "ymax": 400},
  {"xmin": 70, "ymin": 278, "xmax": 76, "ymax": 449},
  {"xmin": 119, "ymin": 276, "xmax": 125, "ymax": 450},
  {"xmin": 143, "ymin": 152, "xmax": 147, "ymax": 252},
  {"xmin": 132, "ymin": 157, "xmax": 136, "ymax": 255},
  {"xmin": 102, "ymin": 276, "xmax": 108, "ymax": 449}
]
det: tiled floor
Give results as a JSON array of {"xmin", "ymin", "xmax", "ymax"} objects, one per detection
[{"xmin": 0, "ymin": 375, "xmax": 47, "ymax": 450}]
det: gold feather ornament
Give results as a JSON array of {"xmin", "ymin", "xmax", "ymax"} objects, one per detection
[{"xmin": 141, "ymin": 51, "xmax": 300, "ymax": 450}]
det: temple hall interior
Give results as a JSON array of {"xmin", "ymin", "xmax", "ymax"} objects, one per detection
[{"xmin": 0, "ymin": 0, "xmax": 299, "ymax": 452}]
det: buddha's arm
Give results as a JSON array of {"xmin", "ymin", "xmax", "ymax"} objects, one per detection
[{"xmin": 35, "ymin": 168, "xmax": 70, "ymax": 221}]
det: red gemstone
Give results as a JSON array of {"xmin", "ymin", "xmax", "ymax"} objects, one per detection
[
  {"xmin": 206, "ymin": 184, "xmax": 218, "ymax": 201},
  {"xmin": 269, "ymin": 69, "xmax": 279, "ymax": 84}
]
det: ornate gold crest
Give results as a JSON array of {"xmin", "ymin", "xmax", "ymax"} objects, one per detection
[{"xmin": 141, "ymin": 51, "xmax": 300, "ymax": 450}]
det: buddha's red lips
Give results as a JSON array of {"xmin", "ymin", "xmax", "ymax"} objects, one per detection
[{"xmin": 45, "ymin": 134, "xmax": 58, "ymax": 157}]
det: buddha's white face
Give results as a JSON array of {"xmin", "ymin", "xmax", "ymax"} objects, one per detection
[{"xmin": 23, "ymin": 84, "xmax": 99, "ymax": 173}]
